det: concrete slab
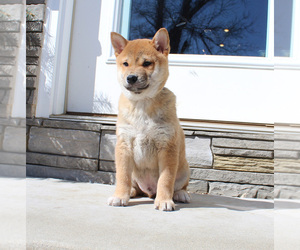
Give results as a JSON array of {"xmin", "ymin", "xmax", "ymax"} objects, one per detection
[
  {"xmin": 25, "ymin": 178, "xmax": 274, "ymax": 249},
  {"xmin": 0, "ymin": 178, "xmax": 26, "ymax": 249},
  {"xmin": 274, "ymin": 200, "xmax": 300, "ymax": 250},
  {"xmin": 2, "ymin": 177, "xmax": 299, "ymax": 249}
]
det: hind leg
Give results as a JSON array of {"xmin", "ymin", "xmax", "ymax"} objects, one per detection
[
  {"xmin": 173, "ymin": 163, "xmax": 190, "ymax": 203},
  {"xmin": 173, "ymin": 189, "xmax": 190, "ymax": 203},
  {"xmin": 173, "ymin": 131, "xmax": 190, "ymax": 204},
  {"xmin": 130, "ymin": 180, "xmax": 144, "ymax": 198}
]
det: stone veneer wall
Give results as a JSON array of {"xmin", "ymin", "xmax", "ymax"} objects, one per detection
[
  {"xmin": 274, "ymin": 127, "xmax": 300, "ymax": 199},
  {"xmin": 26, "ymin": 117, "xmax": 277, "ymax": 199},
  {"xmin": 26, "ymin": 0, "xmax": 45, "ymax": 118},
  {"xmin": 0, "ymin": 1, "xmax": 22, "ymax": 118},
  {"xmin": 0, "ymin": 1, "xmax": 26, "ymax": 177},
  {"xmin": 0, "ymin": 117, "xmax": 26, "ymax": 177}
]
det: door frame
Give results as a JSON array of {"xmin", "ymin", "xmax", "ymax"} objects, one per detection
[{"xmin": 35, "ymin": 0, "xmax": 300, "ymax": 124}]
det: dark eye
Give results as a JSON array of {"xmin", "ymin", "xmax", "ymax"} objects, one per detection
[
  {"xmin": 123, "ymin": 62, "xmax": 129, "ymax": 67},
  {"xmin": 143, "ymin": 61, "xmax": 152, "ymax": 67}
]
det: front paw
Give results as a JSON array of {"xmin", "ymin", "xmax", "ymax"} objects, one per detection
[
  {"xmin": 154, "ymin": 199, "xmax": 175, "ymax": 211},
  {"xmin": 107, "ymin": 196, "xmax": 129, "ymax": 206}
]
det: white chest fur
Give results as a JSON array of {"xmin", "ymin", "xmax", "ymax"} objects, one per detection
[{"xmin": 117, "ymin": 102, "xmax": 175, "ymax": 167}]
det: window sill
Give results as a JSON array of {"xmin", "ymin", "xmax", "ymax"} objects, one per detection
[
  {"xmin": 50, "ymin": 114, "xmax": 274, "ymax": 134},
  {"xmin": 107, "ymin": 54, "xmax": 300, "ymax": 70},
  {"xmin": 274, "ymin": 57, "xmax": 300, "ymax": 70},
  {"xmin": 107, "ymin": 54, "xmax": 274, "ymax": 70}
]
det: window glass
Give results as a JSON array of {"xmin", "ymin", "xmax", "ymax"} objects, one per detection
[
  {"xmin": 127, "ymin": 0, "xmax": 268, "ymax": 56},
  {"xmin": 274, "ymin": 0, "xmax": 293, "ymax": 57}
]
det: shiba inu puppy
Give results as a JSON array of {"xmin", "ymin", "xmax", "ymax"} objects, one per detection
[{"xmin": 108, "ymin": 28, "xmax": 190, "ymax": 211}]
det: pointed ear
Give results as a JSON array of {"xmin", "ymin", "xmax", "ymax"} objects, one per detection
[
  {"xmin": 152, "ymin": 28, "xmax": 170, "ymax": 55},
  {"xmin": 111, "ymin": 32, "xmax": 128, "ymax": 57}
]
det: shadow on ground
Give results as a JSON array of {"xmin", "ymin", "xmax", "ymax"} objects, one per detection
[{"xmin": 127, "ymin": 193, "xmax": 274, "ymax": 211}]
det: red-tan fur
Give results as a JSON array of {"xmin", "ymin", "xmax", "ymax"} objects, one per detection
[{"xmin": 108, "ymin": 28, "xmax": 190, "ymax": 211}]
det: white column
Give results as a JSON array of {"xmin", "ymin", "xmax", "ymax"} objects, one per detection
[{"xmin": 35, "ymin": 0, "xmax": 74, "ymax": 118}]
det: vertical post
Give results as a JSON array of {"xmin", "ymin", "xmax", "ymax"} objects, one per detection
[
  {"xmin": 120, "ymin": 0, "xmax": 132, "ymax": 39},
  {"xmin": 266, "ymin": 0, "xmax": 274, "ymax": 59},
  {"xmin": 35, "ymin": 0, "xmax": 74, "ymax": 117},
  {"xmin": 52, "ymin": 0, "xmax": 74, "ymax": 115},
  {"xmin": 290, "ymin": 0, "xmax": 300, "ymax": 60},
  {"xmin": 11, "ymin": 0, "xmax": 26, "ymax": 118}
]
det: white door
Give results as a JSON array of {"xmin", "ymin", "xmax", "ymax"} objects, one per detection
[{"xmin": 66, "ymin": 0, "xmax": 300, "ymax": 124}]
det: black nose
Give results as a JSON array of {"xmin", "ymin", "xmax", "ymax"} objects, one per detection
[{"xmin": 127, "ymin": 75, "xmax": 138, "ymax": 84}]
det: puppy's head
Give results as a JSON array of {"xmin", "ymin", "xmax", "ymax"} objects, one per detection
[{"xmin": 111, "ymin": 28, "xmax": 170, "ymax": 101}]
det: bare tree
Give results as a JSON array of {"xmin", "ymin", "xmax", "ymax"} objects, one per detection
[{"xmin": 129, "ymin": 0, "xmax": 266, "ymax": 56}]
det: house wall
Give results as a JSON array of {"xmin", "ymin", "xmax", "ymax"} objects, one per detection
[
  {"xmin": 0, "ymin": 1, "xmax": 26, "ymax": 177},
  {"xmin": 26, "ymin": 0, "xmax": 45, "ymax": 118},
  {"xmin": 0, "ymin": 2, "xmax": 23, "ymax": 118},
  {"xmin": 26, "ymin": 116, "xmax": 278, "ymax": 199},
  {"xmin": 24, "ymin": 1, "xmax": 300, "ymax": 199}
]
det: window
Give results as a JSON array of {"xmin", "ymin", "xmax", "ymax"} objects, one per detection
[
  {"xmin": 274, "ymin": 0, "xmax": 293, "ymax": 57},
  {"xmin": 123, "ymin": 0, "xmax": 269, "ymax": 56}
]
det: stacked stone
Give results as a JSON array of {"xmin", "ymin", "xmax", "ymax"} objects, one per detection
[
  {"xmin": 185, "ymin": 130, "xmax": 274, "ymax": 199},
  {"xmin": 0, "ymin": 1, "xmax": 22, "ymax": 118},
  {"xmin": 27, "ymin": 117, "xmax": 275, "ymax": 199},
  {"xmin": 26, "ymin": 0, "xmax": 45, "ymax": 118},
  {"xmin": 26, "ymin": 118, "xmax": 115, "ymax": 183},
  {"xmin": 275, "ymin": 128, "xmax": 300, "ymax": 199},
  {"xmin": 0, "ymin": 1, "xmax": 26, "ymax": 177},
  {"xmin": 0, "ymin": 118, "xmax": 26, "ymax": 177}
]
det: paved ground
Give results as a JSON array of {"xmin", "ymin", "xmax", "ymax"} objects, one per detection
[{"xmin": 0, "ymin": 177, "xmax": 299, "ymax": 249}]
